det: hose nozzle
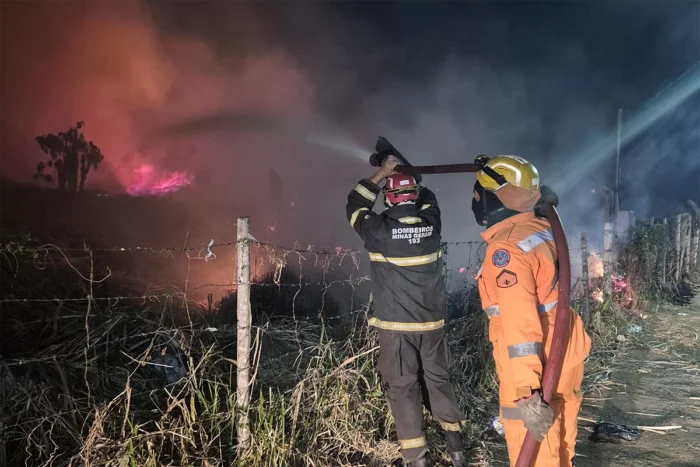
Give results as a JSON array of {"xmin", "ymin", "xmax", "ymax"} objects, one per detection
[
  {"xmin": 369, "ymin": 151, "xmax": 384, "ymax": 167},
  {"xmin": 368, "ymin": 136, "xmax": 422, "ymax": 182}
]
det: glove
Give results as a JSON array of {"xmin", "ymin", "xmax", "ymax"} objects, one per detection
[
  {"xmin": 537, "ymin": 185, "xmax": 559, "ymax": 207},
  {"xmin": 514, "ymin": 391, "xmax": 554, "ymax": 442},
  {"xmin": 372, "ymin": 136, "xmax": 422, "ymax": 183}
]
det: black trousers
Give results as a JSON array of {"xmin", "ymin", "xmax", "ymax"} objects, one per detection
[{"xmin": 376, "ymin": 328, "xmax": 465, "ymax": 461}]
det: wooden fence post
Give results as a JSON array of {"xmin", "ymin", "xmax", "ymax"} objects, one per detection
[
  {"xmin": 603, "ymin": 202, "xmax": 614, "ymax": 298},
  {"xmin": 687, "ymin": 201, "xmax": 700, "ymax": 273},
  {"xmin": 236, "ymin": 217, "xmax": 252, "ymax": 451},
  {"xmin": 683, "ymin": 214, "xmax": 692, "ymax": 276},
  {"xmin": 693, "ymin": 217, "xmax": 700, "ymax": 272},
  {"xmin": 580, "ymin": 233, "xmax": 591, "ymax": 324},
  {"xmin": 674, "ymin": 214, "xmax": 683, "ymax": 282},
  {"xmin": 661, "ymin": 218, "xmax": 668, "ymax": 285}
]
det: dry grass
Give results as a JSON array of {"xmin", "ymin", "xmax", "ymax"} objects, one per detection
[
  {"xmin": 3, "ymin": 218, "xmax": 692, "ymax": 467},
  {"xmin": 1, "ymin": 235, "xmax": 498, "ymax": 467},
  {"xmin": 1, "ymin": 310, "xmax": 498, "ymax": 466}
]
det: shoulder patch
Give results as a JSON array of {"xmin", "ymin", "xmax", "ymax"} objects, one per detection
[
  {"xmin": 496, "ymin": 270, "xmax": 518, "ymax": 288},
  {"xmin": 492, "ymin": 249, "xmax": 510, "ymax": 268}
]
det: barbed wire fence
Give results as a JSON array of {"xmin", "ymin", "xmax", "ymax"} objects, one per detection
[
  {"xmin": 1, "ymin": 210, "xmax": 697, "ymax": 465},
  {"xmin": 1, "ymin": 215, "xmax": 692, "ymax": 342},
  {"xmin": 573, "ymin": 207, "xmax": 700, "ymax": 326},
  {"xmin": 0, "ymin": 217, "xmax": 494, "ymax": 465}
]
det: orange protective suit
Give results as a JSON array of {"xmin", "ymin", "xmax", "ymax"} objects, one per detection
[{"xmin": 477, "ymin": 211, "xmax": 591, "ymax": 467}]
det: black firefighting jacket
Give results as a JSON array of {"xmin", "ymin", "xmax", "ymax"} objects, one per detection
[{"xmin": 346, "ymin": 179, "xmax": 446, "ymax": 331}]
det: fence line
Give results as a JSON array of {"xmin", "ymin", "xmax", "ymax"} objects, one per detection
[
  {"xmin": 10, "ymin": 239, "xmax": 483, "ymax": 256},
  {"xmin": 583, "ymin": 207, "xmax": 700, "ymax": 311},
  {"xmin": 0, "ymin": 235, "xmax": 481, "ymax": 305},
  {"xmin": 2, "ymin": 212, "xmax": 699, "ymax": 464},
  {"xmin": 3, "ymin": 213, "xmax": 698, "ymax": 309}
]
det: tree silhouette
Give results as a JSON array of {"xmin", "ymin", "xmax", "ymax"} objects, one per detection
[{"xmin": 34, "ymin": 122, "xmax": 105, "ymax": 193}]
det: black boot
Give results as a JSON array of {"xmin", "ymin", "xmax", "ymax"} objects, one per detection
[
  {"xmin": 407, "ymin": 457, "xmax": 429, "ymax": 467},
  {"xmin": 443, "ymin": 431, "xmax": 465, "ymax": 466},
  {"xmin": 449, "ymin": 451, "xmax": 466, "ymax": 467}
]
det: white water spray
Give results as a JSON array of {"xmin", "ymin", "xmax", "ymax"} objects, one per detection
[
  {"xmin": 304, "ymin": 134, "xmax": 370, "ymax": 161},
  {"xmin": 157, "ymin": 112, "xmax": 371, "ymax": 162}
]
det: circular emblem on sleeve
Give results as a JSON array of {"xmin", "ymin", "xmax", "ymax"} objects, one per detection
[{"xmin": 492, "ymin": 249, "xmax": 510, "ymax": 268}]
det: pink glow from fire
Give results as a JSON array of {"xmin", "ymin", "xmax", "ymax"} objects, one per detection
[{"xmin": 127, "ymin": 164, "xmax": 194, "ymax": 196}]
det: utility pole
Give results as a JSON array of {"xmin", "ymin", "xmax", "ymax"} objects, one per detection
[{"xmin": 614, "ymin": 108, "xmax": 623, "ymax": 215}]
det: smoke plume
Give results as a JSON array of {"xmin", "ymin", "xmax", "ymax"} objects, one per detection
[{"xmin": 2, "ymin": 1, "xmax": 698, "ymax": 282}]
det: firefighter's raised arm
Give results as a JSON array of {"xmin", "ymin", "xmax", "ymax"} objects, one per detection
[{"xmin": 346, "ymin": 158, "xmax": 398, "ymax": 242}]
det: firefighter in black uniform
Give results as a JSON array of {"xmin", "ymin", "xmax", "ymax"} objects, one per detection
[{"xmin": 346, "ymin": 157, "xmax": 467, "ymax": 467}]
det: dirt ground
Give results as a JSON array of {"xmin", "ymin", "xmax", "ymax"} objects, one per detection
[
  {"xmin": 575, "ymin": 291, "xmax": 700, "ymax": 467},
  {"xmin": 483, "ymin": 289, "xmax": 700, "ymax": 467}
]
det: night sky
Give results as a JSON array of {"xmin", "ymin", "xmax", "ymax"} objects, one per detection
[
  {"xmin": 145, "ymin": 0, "xmax": 700, "ymax": 214},
  {"xmin": 1, "ymin": 1, "xmax": 699, "ymax": 248}
]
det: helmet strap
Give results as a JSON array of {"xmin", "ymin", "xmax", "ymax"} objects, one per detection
[
  {"xmin": 482, "ymin": 165, "xmax": 508, "ymax": 187},
  {"xmin": 474, "ymin": 155, "xmax": 508, "ymax": 187}
]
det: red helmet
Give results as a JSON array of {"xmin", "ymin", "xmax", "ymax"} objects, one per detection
[{"xmin": 383, "ymin": 174, "xmax": 419, "ymax": 206}]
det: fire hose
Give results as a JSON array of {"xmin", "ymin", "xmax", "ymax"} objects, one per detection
[{"xmin": 370, "ymin": 139, "xmax": 571, "ymax": 467}]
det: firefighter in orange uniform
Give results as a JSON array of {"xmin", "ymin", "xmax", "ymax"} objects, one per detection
[{"xmin": 471, "ymin": 156, "xmax": 591, "ymax": 467}]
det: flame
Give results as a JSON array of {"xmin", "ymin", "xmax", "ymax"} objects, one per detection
[
  {"xmin": 612, "ymin": 275, "xmax": 628, "ymax": 293},
  {"xmin": 592, "ymin": 289, "xmax": 604, "ymax": 303},
  {"xmin": 589, "ymin": 275, "xmax": 628, "ymax": 305},
  {"xmin": 126, "ymin": 164, "xmax": 194, "ymax": 196},
  {"xmin": 588, "ymin": 253, "xmax": 604, "ymax": 279}
]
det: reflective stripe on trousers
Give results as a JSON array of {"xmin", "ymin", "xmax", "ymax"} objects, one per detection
[
  {"xmin": 500, "ymin": 405, "xmax": 522, "ymax": 420},
  {"xmin": 368, "ymin": 317, "xmax": 444, "ymax": 332}
]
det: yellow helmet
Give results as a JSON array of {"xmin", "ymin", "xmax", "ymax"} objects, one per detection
[{"xmin": 476, "ymin": 155, "xmax": 540, "ymax": 192}]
